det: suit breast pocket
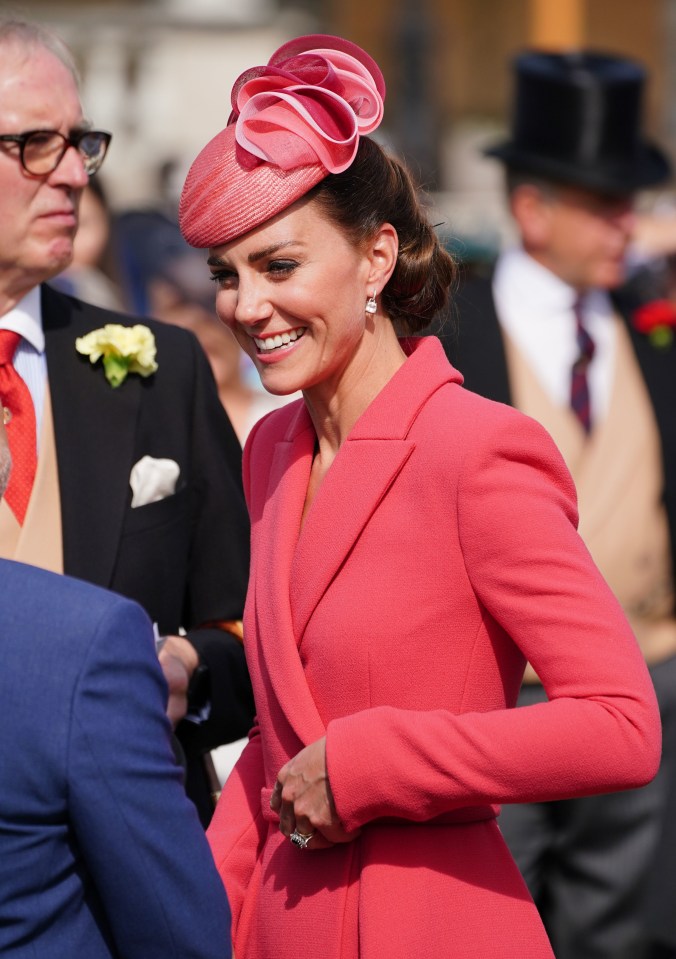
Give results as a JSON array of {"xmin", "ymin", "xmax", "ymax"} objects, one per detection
[
  {"xmin": 123, "ymin": 485, "xmax": 192, "ymax": 534},
  {"xmin": 114, "ymin": 486, "xmax": 195, "ymax": 631}
]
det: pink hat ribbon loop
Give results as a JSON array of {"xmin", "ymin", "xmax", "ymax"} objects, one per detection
[
  {"xmin": 230, "ymin": 40, "xmax": 385, "ymax": 175},
  {"xmin": 236, "ymin": 87, "xmax": 360, "ymax": 174}
]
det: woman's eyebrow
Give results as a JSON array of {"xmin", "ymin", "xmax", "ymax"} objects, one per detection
[
  {"xmin": 247, "ymin": 241, "xmax": 304, "ymax": 264},
  {"xmin": 207, "ymin": 240, "xmax": 304, "ymax": 268}
]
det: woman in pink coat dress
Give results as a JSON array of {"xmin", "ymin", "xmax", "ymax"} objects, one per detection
[{"xmin": 179, "ymin": 35, "xmax": 661, "ymax": 959}]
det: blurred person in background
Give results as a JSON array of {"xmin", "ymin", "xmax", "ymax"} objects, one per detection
[
  {"xmin": 49, "ymin": 176, "xmax": 124, "ymax": 309},
  {"xmin": 434, "ymin": 49, "xmax": 676, "ymax": 959},
  {"xmin": 177, "ymin": 34, "xmax": 660, "ymax": 959},
  {"xmin": 113, "ymin": 187, "xmax": 294, "ymax": 445},
  {"xmin": 0, "ymin": 16, "xmax": 253, "ymax": 827},
  {"xmin": 147, "ymin": 278, "xmax": 292, "ymax": 444},
  {"xmin": 0, "ymin": 416, "xmax": 233, "ymax": 959}
]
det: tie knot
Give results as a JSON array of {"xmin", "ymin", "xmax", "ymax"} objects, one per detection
[{"xmin": 0, "ymin": 330, "xmax": 21, "ymax": 366}]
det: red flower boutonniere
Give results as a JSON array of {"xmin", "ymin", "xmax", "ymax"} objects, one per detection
[{"xmin": 632, "ymin": 299, "xmax": 676, "ymax": 349}]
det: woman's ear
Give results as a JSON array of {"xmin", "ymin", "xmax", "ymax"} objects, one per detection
[{"xmin": 367, "ymin": 222, "xmax": 398, "ymax": 291}]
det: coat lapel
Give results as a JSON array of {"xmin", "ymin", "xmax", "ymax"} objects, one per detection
[
  {"xmin": 252, "ymin": 404, "xmax": 329, "ymax": 745},
  {"xmin": 251, "ymin": 339, "xmax": 460, "ymax": 745},
  {"xmin": 41, "ymin": 285, "xmax": 141, "ymax": 587},
  {"xmin": 291, "ymin": 337, "xmax": 459, "ymax": 642},
  {"xmin": 290, "ymin": 438, "xmax": 415, "ymax": 642}
]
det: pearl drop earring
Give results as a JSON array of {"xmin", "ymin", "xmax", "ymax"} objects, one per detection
[{"xmin": 365, "ymin": 290, "xmax": 377, "ymax": 314}]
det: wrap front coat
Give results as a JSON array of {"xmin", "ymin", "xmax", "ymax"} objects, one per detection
[{"xmin": 208, "ymin": 337, "xmax": 660, "ymax": 959}]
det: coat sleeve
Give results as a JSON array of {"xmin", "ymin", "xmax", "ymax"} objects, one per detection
[
  {"xmin": 68, "ymin": 596, "xmax": 232, "ymax": 959},
  {"xmin": 326, "ymin": 413, "xmax": 661, "ymax": 832}
]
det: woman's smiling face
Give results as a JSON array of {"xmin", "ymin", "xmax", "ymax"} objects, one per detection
[{"xmin": 208, "ymin": 196, "xmax": 377, "ymax": 402}]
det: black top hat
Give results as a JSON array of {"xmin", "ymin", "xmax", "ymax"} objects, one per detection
[{"xmin": 485, "ymin": 50, "xmax": 672, "ymax": 194}]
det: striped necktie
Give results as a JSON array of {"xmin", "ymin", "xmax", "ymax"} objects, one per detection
[
  {"xmin": 570, "ymin": 299, "xmax": 595, "ymax": 434},
  {"xmin": 0, "ymin": 331, "xmax": 37, "ymax": 524}
]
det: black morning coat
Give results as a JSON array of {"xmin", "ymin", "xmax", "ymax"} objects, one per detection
[{"xmin": 42, "ymin": 283, "xmax": 254, "ymax": 825}]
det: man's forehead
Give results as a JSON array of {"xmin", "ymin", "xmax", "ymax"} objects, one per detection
[{"xmin": 0, "ymin": 45, "xmax": 84, "ymax": 130}]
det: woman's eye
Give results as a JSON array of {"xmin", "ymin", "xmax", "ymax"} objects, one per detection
[
  {"xmin": 268, "ymin": 259, "xmax": 298, "ymax": 276},
  {"xmin": 210, "ymin": 271, "xmax": 237, "ymax": 288}
]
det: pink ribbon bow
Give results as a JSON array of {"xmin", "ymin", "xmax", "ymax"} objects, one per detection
[{"xmin": 229, "ymin": 35, "xmax": 386, "ymax": 174}]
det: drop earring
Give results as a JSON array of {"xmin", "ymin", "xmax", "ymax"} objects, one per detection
[{"xmin": 365, "ymin": 290, "xmax": 377, "ymax": 314}]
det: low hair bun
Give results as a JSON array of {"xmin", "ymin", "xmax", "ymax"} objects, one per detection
[{"xmin": 311, "ymin": 138, "xmax": 456, "ymax": 334}]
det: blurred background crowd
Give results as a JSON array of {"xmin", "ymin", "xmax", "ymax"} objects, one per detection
[
  {"xmin": 11, "ymin": 0, "xmax": 676, "ymax": 251},
  {"xmin": 13, "ymin": 0, "xmax": 676, "ymax": 372}
]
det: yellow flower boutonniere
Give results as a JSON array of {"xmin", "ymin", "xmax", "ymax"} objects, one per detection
[{"xmin": 75, "ymin": 323, "xmax": 158, "ymax": 387}]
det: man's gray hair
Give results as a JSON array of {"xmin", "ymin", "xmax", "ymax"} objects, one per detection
[{"xmin": 0, "ymin": 17, "xmax": 80, "ymax": 86}]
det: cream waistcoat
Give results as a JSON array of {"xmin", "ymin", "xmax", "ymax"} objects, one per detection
[
  {"xmin": 0, "ymin": 388, "xmax": 63, "ymax": 573},
  {"xmin": 504, "ymin": 316, "xmax": 676, "ymax": 664}
]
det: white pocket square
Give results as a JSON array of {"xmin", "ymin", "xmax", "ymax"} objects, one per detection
[{"xmin": 130, "ymin": 455, "xmax": 180, "ymax": 508}]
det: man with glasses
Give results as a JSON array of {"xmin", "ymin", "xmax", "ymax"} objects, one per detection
[
  {"xmin": 0, "ymin": 128, "xmax": 112, "ymax": 178},
  {"xmin": 0, "ymin": 18, "xmax": 253, "ymax": 827}
]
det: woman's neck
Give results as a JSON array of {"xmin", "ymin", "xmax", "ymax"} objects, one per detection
[{"xmin": 303, "ymin": 323, "xmax": 406, "ymax": 456}]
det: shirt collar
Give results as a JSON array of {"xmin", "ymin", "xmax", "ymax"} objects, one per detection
[
  {"xmin": 494, "ymin": 247, "xmax": 578, "ymax": 315},
  {"xmin": 494, "ymin": 247, "xmax": 614, "ymax": 326},
  {"xmin": 0, "ymin": 286, "xmax": 45, "ymax": 353}
]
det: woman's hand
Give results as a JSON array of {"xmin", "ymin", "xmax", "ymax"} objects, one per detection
[{"xmin": 271, "ymin": 737, "xmax": 360, "ymax": 850}]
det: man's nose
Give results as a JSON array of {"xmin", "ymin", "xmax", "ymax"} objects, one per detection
[{"xmin": 49, "ymin": 143, "xmax": 89, "ymax": 189}]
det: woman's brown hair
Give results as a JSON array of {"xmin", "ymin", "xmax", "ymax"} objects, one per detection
[{"xmin": 310, "ymin": 137, "xmax": 456, "ymax": 334}]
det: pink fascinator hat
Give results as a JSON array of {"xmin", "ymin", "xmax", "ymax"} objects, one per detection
[{"xmin": 179, "ymin": 34, "xmax": 386, "ymax": 249}]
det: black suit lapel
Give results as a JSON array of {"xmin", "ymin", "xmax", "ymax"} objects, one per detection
[
  {"xmin": 435, "ymin": 272, "xmax": 513, "ymax": 406},
  {"xmin": 42, "ymin": 284, "xmax": 141, "ymax": 587},
  {"xmin": 612, "ymin": 285, "xmax": 676, "ymax": 581}
]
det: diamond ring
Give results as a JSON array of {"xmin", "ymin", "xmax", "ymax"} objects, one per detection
[{"xmin": 290, "ymin": 829, "xmax": 314, "ymax": 850}]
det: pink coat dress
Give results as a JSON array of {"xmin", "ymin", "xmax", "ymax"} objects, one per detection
[{"xmin": 208, "ymin": 336, "xmax": 660, "ymax": 959}]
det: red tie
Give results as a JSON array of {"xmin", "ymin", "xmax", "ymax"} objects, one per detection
[
  {"xmin": 570, "ymin": 299, "xmax": 595, "ymax": 434},
  {"xmin": 0, "ymin": 331, "xmax": 37, "ymax": 524}
]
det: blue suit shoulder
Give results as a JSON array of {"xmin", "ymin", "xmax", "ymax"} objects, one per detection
[
  {"xmin": 0, "ymin": 558, "xmax": 149, "ymax": 627},
  {"xmin": 0, "ymin": 559, "xmax": 148, "ymax": 630}
]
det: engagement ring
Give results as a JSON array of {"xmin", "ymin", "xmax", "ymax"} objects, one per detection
[{"xmin": 290, "ymin": 829, "xmax": 314, "ymax": 850}]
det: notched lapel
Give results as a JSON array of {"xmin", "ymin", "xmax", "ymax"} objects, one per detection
[
  {"xmin": 254, "ymin": 422, "xmax": 329, "ymax": 746},
  {"xmin": 290, "ymin": 337, "xmax": 456, "ymax": 638},
  {"xmin": 249, "ymin": 338, "xmax": 456, "ymax": 746},
  {"xmin": 42, "ymin": 287, "xmax": 142, "ymax": 587},
  {"xmin": 291, "ymin": 438, "xmax": 415, "ymax": 640}
]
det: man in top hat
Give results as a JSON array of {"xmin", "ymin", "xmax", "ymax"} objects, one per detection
[{"xmin": 434, "ymin": 50, "xmax": 676, "ymax": 959}]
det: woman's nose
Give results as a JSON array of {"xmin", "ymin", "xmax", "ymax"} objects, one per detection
[{"xmin": 233, "ymin": 278, "xmax": 273, "ymax": 327}]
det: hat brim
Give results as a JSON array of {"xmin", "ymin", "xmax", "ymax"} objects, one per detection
[{"xmin": 484, "ymin": 139, "xmax": 671, "ymax": 194}]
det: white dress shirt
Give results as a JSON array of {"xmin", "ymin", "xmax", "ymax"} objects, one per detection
[
  {"xmin": 0, "ymin": 286, "xmax": 47, "ymax": 446},
  {"xmin": 492, "ymin": 248, "xmax": 617, "ymax": 422}
]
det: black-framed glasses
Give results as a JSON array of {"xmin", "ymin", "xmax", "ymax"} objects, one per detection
[{"xmin": 0, "ymin": 128, "xmax": 112, "ymax": 176}]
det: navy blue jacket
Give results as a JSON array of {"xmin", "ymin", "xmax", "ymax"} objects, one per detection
[{"xmin": 0, "ymin": 559, "xmax": 231, "ymax": 958}]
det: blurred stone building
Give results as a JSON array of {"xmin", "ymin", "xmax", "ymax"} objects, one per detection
[{"xmin": 12, "ymin": 0, "xmax": 676, "ymax": 259}]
